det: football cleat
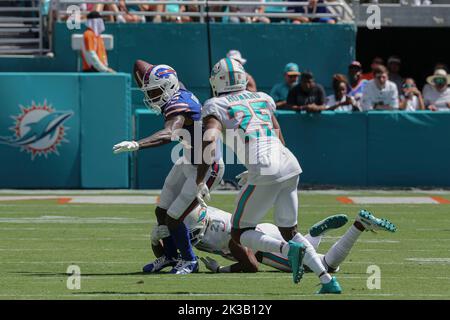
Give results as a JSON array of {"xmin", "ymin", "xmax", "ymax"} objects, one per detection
[
  {"xmin": 309, "ymin": 214, "xmax": 349, "ymax": 237},
  {"xmin": 287, "ymin": 241, "xmax": 306, "ymax": 284},
  {"xmin": 142, "ymin": 255, "xmax": 177, "ymax": 273},
  {"xmin": 356, "ymin": 210, "xmax": 397, "ymax": 233},
  {"xmin": 317, "ymin": 276, "xmax": 342, "ymax": 294},
  {"xmin": 169, "ymin": 259, "xmax": 199, "ymax": 274}
]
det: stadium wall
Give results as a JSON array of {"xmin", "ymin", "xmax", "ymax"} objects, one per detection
[
  {"xmin": 0, "ymin": 23, "xmax": 356, "ymax": 104},
  {"xmin": 0, "ymin": 73, "xmax": 131, "ymax": 188},
  {"xmin": 135, "ymin": 109, "xmax": 450, "ymax": 189}
]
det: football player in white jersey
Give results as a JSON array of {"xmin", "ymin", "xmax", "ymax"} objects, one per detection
[
  {"xmin": 149, "ymin": 202, "xmax": 397, "ymax": 277},
  {"xmin": 194, "ymin": 58, "xmax": 341, "ymax": 293}
]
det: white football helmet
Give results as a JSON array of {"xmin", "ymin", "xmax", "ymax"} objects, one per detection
[
  {"xmin": 184, "ymin": 205, "xmax": 208, "ymax": 246},
  {"xmin": 141, "ymin": 64, "xmax": 180, "ymax": 114},
  {"xmin": 210, "ymin": 58, "xmax": 247, "ymax": 96}
]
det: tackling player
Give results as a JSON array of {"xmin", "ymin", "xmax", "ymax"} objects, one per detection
[
  {"xmin": 148, "ymin": 202, "xmax": 397, "ymax": 293},
  {"xmin": 113, "ymin": 60, "xmax": 224, "ymax": 274},
  {"xmin": 194, "ymin": 58, "xmax": 340, "ymax": 293}
]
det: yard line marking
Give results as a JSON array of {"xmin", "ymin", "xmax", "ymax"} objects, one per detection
[
  {"xmin": 0, "ymin": 216, "xmax": 152, "ymax": 224},
  {"xmin": 340, "ymin": 196, "xmax": 450, "ymax": 204},
  {"xmin": 405, "ymin": 258, "xmax": 450, "ymax": 264},
  {"xmin": 0, "ymin": 196, "xmax": 158, "ymax": 205}
]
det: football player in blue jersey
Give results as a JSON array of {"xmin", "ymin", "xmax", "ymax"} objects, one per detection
[{"xmin": 113, "ymin": 60, "xmax": 224, "ymax": 274}]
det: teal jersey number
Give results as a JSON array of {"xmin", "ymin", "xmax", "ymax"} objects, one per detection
[{"xmin": 228, "ymin": 101, "xmax": 274, "ymax": 140}]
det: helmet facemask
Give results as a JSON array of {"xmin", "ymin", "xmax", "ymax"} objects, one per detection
[{"xmin": 141, "ymin": 65, "xmax": 180, "ymax": 114}]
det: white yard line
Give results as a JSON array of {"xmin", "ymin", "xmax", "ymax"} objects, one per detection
[
  {"xmin": 1, "ymin": 189, "xmax": 450, "ymax": 195},
  {"xmin": 0, "ymin": 292, "xmax": 448, "ymax": 298}
]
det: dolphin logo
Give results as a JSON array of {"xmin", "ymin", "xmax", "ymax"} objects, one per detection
[{"xmin": 0, "ymin": 111, "xmax": 73, "ymax": 147}]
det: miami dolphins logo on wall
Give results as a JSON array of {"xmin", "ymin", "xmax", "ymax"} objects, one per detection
[{"xmin": 0, "ymin": 101, "xmax": 73, "ymax": 160}]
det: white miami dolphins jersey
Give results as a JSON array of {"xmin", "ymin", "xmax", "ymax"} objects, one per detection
[
  {"xmin": 202, "ymin": 90, "xmax": 302, "ymax": 185},
  {"xmin": 195, "ymin": 207, "xmax": 233, "ymax": 258}
]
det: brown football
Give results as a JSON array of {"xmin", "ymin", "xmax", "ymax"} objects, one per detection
[{"xmin": 133, "ymin": 59, "xmax": 153, "ymax": 87}]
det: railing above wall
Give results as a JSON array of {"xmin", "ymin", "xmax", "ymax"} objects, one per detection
[{"xmin": 54, "ymin": 0, "xmax": 355, "ymax": 23}]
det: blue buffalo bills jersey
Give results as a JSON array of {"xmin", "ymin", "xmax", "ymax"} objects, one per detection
[
  {"xmin": 162, "ymin": 88, "xmax": 202, "ymax": 122},
  {"xmin": 161, "ymin": 88, "xmax": 206, "ymax": 164}
]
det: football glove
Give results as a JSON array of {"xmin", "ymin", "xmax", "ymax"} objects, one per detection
[
  {"xmin": 200, "ymin": 256, "xmax": 221, "ymax": 273},
  {"xmin": 235, "ymin": 170, "xmax": 249, "ymax": 186},
  {"xmin": 112, "ymin": 141, "xmax": 139, "ymax": 154},
  {"xmin": 150, "ymin": 225, "xmax": 170, "ymax": 246},
  {"xmin": 196, "ymin": 182, "xmax": 210, "ymax": 207}
]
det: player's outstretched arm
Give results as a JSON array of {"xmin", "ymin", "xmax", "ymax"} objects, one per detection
[
  {"xmin": 113, "ymin": 115, "xmax": 186, "ymax": 154},
  {"xmin": 137, "ymin": 115, "xmax": 186, "ymax": 149}
]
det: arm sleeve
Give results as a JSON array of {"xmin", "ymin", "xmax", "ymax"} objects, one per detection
[
  {"xmin": 317, "ymin": 85, "xmax": 326, "ymax": 105},
  {"xmin": 361, "ymin": 84, "xmax": 372, "ymax": 111},
  {"xmin": 286, "ymin": 86, "xmax": 297, "ymax": 106},
  {"xmin": 390, "ymin": 85, "xmax": 399, "ymax": 109},
  {"xmin": 85, "ymin": 51, "xmax": 109, "ymax": 72},
  {"xmin": 202, "ymin": 100, "xmax": 225, "ymax": 123},
  {"xmin": 269, "ymin": 85, "xmax": 280, "ymax": 102}
]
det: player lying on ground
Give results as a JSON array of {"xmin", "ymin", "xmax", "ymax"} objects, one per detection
[
  {"xmin": 112, "ymin": 60, "xmax": 224, "ymax": 274},
  {"xmin": 194, "ymin": 58, "xmax": 340, "ymax": 293},
  {"xmin": 147, "ymin": 203, "xmax": 396, "ymax": 293}
]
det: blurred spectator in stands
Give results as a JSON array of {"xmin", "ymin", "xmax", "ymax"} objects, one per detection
[
  {"xmin": 139, "ymin": 1, "xmax": 164, "ymax": 23},
  {"xmin": 265, "ymin": 0, "xmax": 288, "ymax": 23},
  {"xmin": 326, "ymin": 74, "xmax": 360, "ymax": 112},
  {"xmin": 184, "ymin": 1, "xmax": 201, "ymax": 22},
  {"xmin": 422, "ymin": 62, "xmax": 449, "ymax": 93},
  {"xmin": 94, "ymin": 0, "xmax": 121, "ymax": 22},
  {"xmin": 399, "ymin": 78, "xmax": 425, "ymax": 111},
  {"xmin": 286, "ymin": 71, "xmax": 326, "ymax": 112},
  {"xmin": 387, "ymin": 55, "xmax": 403, "ymax": 92},
  {"xmin": 116, "ymin": 1, "xmax": 146, "ymax": 23},
  {"xmin": 270, "ymin": 63, "xmax": 301, "ymax": 109},
  {"xmin": 226, "ymin": 50, "xmax": 258, "ymax": 92},
  {"xmin": 348, "ymin": 60, "xmax": 368, "ymax": 108},
  {"xmin": 361, "ymin": 56, "xmax": 384, "ymax": 81},
  {"xmin": 229, "ymin": 0, "xmax": 270, "ymax": 24},
  {"xmin": 290, "ymin": 0, "xmax": 336, "ymax": 24},
  {"xmin": 361, "ymin": 65, "xmax": 398, "ymax": 111},
  {"xmin": 81, "ymin": 11, "xmax": 114, "ymax": 73},
  {"xmin": 423, "ymin": 69, "xmax": 450, "ymax": 111}
]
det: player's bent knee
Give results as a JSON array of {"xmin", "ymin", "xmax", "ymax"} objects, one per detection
[{"xmin": 278, "ymin": 226, "xmax": 298, "ymax": 242}]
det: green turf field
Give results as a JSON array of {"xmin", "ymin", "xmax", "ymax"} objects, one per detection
[{"xmin": 0, "ymin": 190, "xmax": 449, "ymax": 300}]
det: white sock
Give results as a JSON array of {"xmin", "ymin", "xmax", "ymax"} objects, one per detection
[
  {"xmin": 324, "ymin": 224, "xmax": 362, "ymax": 269},
  {"xmin": 304, "ymin": 233, "xmax": 321, "ymax": 250},
  {"xmin": 292, "ymin": 233, "xmax": 331, "ymax": 283},
  {"xmin": 240, "ymin": 229, "xmax": 285, "ymax": 254}
]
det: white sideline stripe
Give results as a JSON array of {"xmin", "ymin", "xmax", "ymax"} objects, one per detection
[
  {"xmin": 0, "ymin": 216, "xmax": 151, "ymax": 224},
  {"xmin": 348, "ymin": 197, "xmax": 440, "ymax": 204},
  {"xmin": 0, "ymin": 196, "xmax": 157, "ymax": 205},
  {"xmin": 2, "ymin": 189, "xmax": 450, "ymax": 196},
  {"xmin": 406, "ymin": 258, "xmax": 450, "ymax": 263}
]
